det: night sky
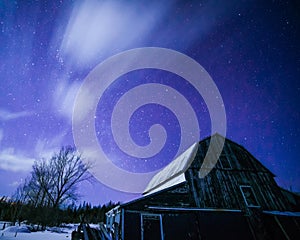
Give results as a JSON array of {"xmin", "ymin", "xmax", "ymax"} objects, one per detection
[{"xmin": 0, "ymin": 0, "xmax": 299, "ymax": 205}]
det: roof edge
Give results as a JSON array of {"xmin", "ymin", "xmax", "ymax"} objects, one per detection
[{"xmin": 143, "ymin": 142, "xmax": 199, "ymax": 194}]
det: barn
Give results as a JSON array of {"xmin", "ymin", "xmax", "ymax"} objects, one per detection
[{"xmin": 106, "ymin": 134, "xmax": 300, "ymax": 240}]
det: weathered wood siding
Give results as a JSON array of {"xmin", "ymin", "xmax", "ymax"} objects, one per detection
[
  {"xmin": 187, "ymin": 135, "xmax": 292, "ymax": 211},
  {"xmin": 123, "ymin": 183, "xmax": 195, "ymax": 211},
  {"xmin": 122, "ymin": 210, "xmax": 253, "ymax": 240}
]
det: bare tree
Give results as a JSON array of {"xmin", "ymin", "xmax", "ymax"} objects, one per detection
[
  {"xmin": 17, "ymin": 146, "xmax": 91, "ymax": 209},
  {"xmin": 49, "ymin": 146, "xmax": 91, "ymax": 208}
]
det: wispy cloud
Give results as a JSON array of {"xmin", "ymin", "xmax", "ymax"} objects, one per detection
[
  {"xmin": 0, "ymin": 148, "xmax": 35, "ymax": 172},
  {"xmin": 0, "ymin": 108, "xmax": 33, "ymax": 121},
  {"xmin": 0, "ymin": 130, "xmax": 69, "ymax": 172},
  {"xmin": 53, "ymin": 79, "xmax": 81, "ymax": 121},
  {"xmin": 0, "ymin": 129, "xmax": 3, "ymax": 143},
  {"xmin": 9, "ymin": 180, "xmax": 23, "ymax": 187},
  {"xmin": 59, "ymin": 0, "xmax": 168, "ymax": 67},
  {"xmin": 34, "ymin": 131, "xmax": 68, "ymax": 159}
]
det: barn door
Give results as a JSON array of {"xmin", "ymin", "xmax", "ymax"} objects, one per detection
[{"xmin": 141, "ymin": 214, "xmax": 164, "ymax": 240}]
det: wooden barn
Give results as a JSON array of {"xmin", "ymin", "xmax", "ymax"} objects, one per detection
[{"xmin": 106, "ymin": 134, "xmax": 300, "ymax": 240}]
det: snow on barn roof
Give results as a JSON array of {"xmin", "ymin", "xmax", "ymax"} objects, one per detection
[{"xmin": 143, "ymin": 142, "xmax": 199, "ymax": 195}]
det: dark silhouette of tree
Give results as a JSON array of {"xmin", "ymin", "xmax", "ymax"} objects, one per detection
[
  {"xmin": 7, "ymin": 146, "xmax": 122, "ymax": 228},
  {"xmin": 17, "ymin": 146, "xmax": 91, "ymax": 209},
  {"xmin": 1, "ymin": 195, "xmax": 119, "ymax": 228}
]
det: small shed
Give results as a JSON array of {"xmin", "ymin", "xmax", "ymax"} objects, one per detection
[{"xmin": 106, "ymin": 134, "xmax": 300, "ymax": 240}]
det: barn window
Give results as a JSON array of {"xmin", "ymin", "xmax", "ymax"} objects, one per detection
[
  {"xmin": 219, "ymin": 154, "xmax": 232, "ymax": 169},
  {"xmin": 240, "ymin": 186, "xmax": 259, "ymax": 207}
]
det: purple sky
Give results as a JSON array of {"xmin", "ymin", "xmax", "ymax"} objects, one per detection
[{"xmin": 0, "ymin": 0, "xmax": 299, "ymax": 205}]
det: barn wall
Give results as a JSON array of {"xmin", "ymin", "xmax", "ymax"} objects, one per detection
[
  {"xmin": 162, "ymin": 212, "xmax": 200, "ymax": 240},
  {"xmin": 187, "ymin": 136, "xmax": 292, "ymax": 211},
  {"xmin": 196, "ymin": 210, "xmax": 253, "ymax": 239},
  {"xmin": 123, "ymin": 211, "xmax": 141, "ymax": 240},
  {"xmin": 123, "ymin": 183, "xmax": 195, "ymax": 211},
  {"xmin": 187, "ymin": 167, "xmax": 291, "ymax": 211},
  {"xmin": 122, "ymin": 209, "xmax": 254, "ymax": 240}
]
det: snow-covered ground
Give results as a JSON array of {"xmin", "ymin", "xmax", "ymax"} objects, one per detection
[{"xmin": 0, "ymin": 224, "xmax": 76, "ymax": 240}]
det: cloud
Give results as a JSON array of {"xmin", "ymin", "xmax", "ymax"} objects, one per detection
[
  {"xmin": 53, "ymin": 79, "xmax": 81, "ymax": 121},
  {"xmin": 59, "ymin": 0, "xmax": 167, "ymax": 67},
  {"xmin": 9, "ymin": 180, "xmax": 22, "ymax": 187},
  {"xmin": 0, "ymin": 129, "xmax": 3, "ymax": 143},
  {"xmin": 0, "ymin": 148, "xmax": 35, "ymax": 172},
  {"xmin": 0, "ymin": 108, "xmax": 33, "ymax": 121},
  {"xmin": 34, "ymin": 132, "xmax": 68, "ymax": 159},
  {"xmin": 0, "ymin": 131, "xmax": 69, "ymax": 172}
]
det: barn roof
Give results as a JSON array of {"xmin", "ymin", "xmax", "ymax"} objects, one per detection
[
  {"xmin": 143, "ymin": 133, "xmax": 275, "ymax": 195},
  {"xmin": 143, "ymin": 142, "xmax": 199, "ymax": 195}
]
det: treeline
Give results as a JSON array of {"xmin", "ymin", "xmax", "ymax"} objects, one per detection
[
  {"xmin": 0, "ymin": 196, "xmax": 118, "ymax": 228},
  {"xmin": 0, "ymin": 146, "xmax": 119, "ymax": 229},
  {"xmin": 15, "ymin": 146, "xmax": 91, "ymax": 210}
]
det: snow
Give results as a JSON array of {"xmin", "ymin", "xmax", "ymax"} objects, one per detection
[
  {"xmin": 143, "ymin": 173, "xmax": 186, "ymax": 195},
  {"xmin": 0, "ymin": 224, "xmax": 75, "ymax": 240},
  {"xmin": 143, "ymin": 142, "xmax": 199, "ymax": 194},
  {"xmin": 2, "ymin": 226, "xmax": 31, "ymax": 233}
]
